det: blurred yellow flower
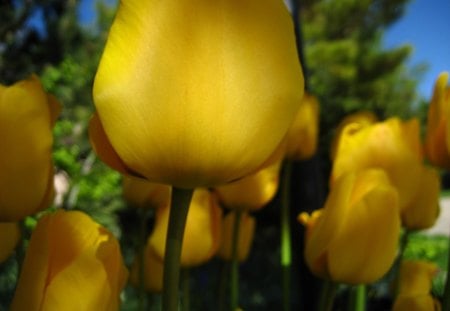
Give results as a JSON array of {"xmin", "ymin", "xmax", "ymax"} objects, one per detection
[
  {"xmin": 425, "ymin": 72, "xmax": 450, "ymax": 169},
  {"xmin": 149, "ymin": 189, "xmax": 222, "ymax": 267},
  {"xmin": 122, "ymin": 175, "xmax": 171, "ymax": 209},
  {"xmin": 330, "ymin": 111, "xmax": 378, "ymax": 160},
  {"xmin": 89, "ymin": 0, "xmax": 304, "ymax": 188},
  {"xmin": 217, "ymin": 211, "xmax": 256, "ymax": 262},
  {"xmin": 299, "ymin": 169, "xmax": 400, "ymax": 284},
  {"xmin": 0, "ymin": 222, "xmax": 20, "ymax": 264},
  {"xmin": 331, "ymin": 117, "xmax": 423, "ymax": 211},
  {"xmin": 214, "ymin": 160, "xmax": 282, "ymax": 211},
  {"xmin": 0, "ymin": 75, "xmax": 60, "ymax": 221},
  {"xmin": 402, "ymin": 166, "xmax": 440, "ymax": 230},
  {"xmin": 130, "ymin": 245, "xmax": 164, "ymax": 293},
  {"xmin": 284, "ymin": 93, "xmax": 320, "ymax": 161},
  {"xmin": 393, "ymin": 260, "xmax": 441, "ymax": 311},
  {"xmin": 10, "ymin": 210, "xmax": 128, "ymax": 311}
]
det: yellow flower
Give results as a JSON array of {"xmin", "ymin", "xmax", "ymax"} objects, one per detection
[
  {"xmin": 217, "ymin": 211, "xmax": 256, "ymax": 262},
  {"xmin": 214, "ymin": 160, "xmax": 282, "ymax": 211},
  {"xmin": 425, "ymin": 72, "xmax": 450, "ymax": 169},
  {"xmin": 0, "ymin": 75, "xmax": 60, "ymax": 221},
  {"xmin": 284, "ymin": 93, "xmax": 320, "ymax": 161},
  {"xmin": 10, "ymin": 210, "xmax": 128, "ymax": 311},
  {"xmin": 149, "ymin": 189, "xmax": 222, "ymax": 266},
  {"xmin": 299, "ymin": 169, "xmax": 400, "ymax": 284},
  {"xmin": 129, "ymin": 246, "xmax": 164, "ymax": 293},
  {"xmin": 122, "ymin": 175, "xmax": 171, "ymax": 209},
  {"xmin": 0, "ymin": 222, "xmax": 20, "ymax": 264},
  {"xmin": 330, "ymin": 111, "xmax": 378, "ymax": 160},
  {"xmin": 402, "ymin": 166, "xmax": 440, "ymax": 230},
  {"xmin": 331, "ymin": 117, "xmax": 423, "ymax": 211},
  {"xmin": 393, "ymin": 260, "xmax": 441, "ymax": 311},
  {"xmin": 89, "ymin": 0, "xmax": 304, "ymax": 188}
]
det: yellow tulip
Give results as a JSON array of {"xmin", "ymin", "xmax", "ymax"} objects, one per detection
[
  {"xmin": 402, "ymin": 166, "xmax": 440, "ymax": 230},
  {"xmin": 0, "ymin": 75, "xmax": 60, "ymax": 221},
  {"xmin": 393, "ymin": 260, "xmax": 441, "ymax": 311},
  {"xmin": 122, "ymin": 175, "xmax": 171, "ymax": 209},
  {"xmin": 284, "ymin": 93, "xmax": 320, "ymax": 161},
  {"xmin": 331, "ymin": 117, "xmax": 423, "ymax": 211},
  {"xmin": 214, "ymin": 160, "xmax": 282, "ymax": 211},
  {"xmin": 149, "ymin": 189, "xmax": 222, "ymax": 267},
  {"xmin": 217, "ymin": 211, "xmax": 255, "ymax": 262},
  {"xmin": 425, "ymin": 72, "xmax": 450, "ymax": 169},
  {"xmin": 299, "ymin": 169, "xmax": 400, "ymax": 284},
  {"xmin": 330, "ymin": 111, "xmax": 378, "ymax": 160},
  {"xmin": 10, "ymin": 210, "xmax": 128, "ymax": 311},
  {"xmin": 0, "ymin": 222, "xmax": 20, "ymax": 264},
  {"xmin": 89, "ymin": 0, "xmax": 304, "ymax": 188},
  {"xmin": 130, "ymin": 245, "xmax": 164, "ymax": 293}
]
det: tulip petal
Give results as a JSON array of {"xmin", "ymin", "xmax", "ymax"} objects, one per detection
[
  {"xmin": 327, "ymin": 178, "xmax": 400, "ymax": 284},
  {"xmin": 93, "ymin": 0, "xmax": 304, "ymax": 187},
  {"xmin": 0, "ymin": 222, "xmax": 20, "ymax": 264}
]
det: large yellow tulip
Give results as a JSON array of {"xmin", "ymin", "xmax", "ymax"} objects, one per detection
[
  {"xmin": 214, "ymin": 160, "xmax": 282, "ymax": 211},
  {"xmin": 10, "ymin": 210, "xmax": 128, "ymax": 311},
  {"xmin": 90, "ymin": 0, "xmax": 304, "ymax": 188},
  {"xmin": 299, "ymin": 169, "xmax": 400, "ymax": 284},
  {"xmin": 425, "ymin": 72, "xmax": 450, "ymax": 169},
  {"xmin": 0, "ymin": 75, "xmax": 60, "ymax": 221},
  {"xmin": 331, "ymin": 117, "xmax": 423, "ymax": 211},
  {"xmin": 149, "ymin": 189, "xmax": 222, "ymax": 266},
  {"xmin": 393, "ymin": 260, "xmax": 441, "ymax": 311},
  {"xmin": 0, "ymin": 222, "xmax": 20, "ymax": 264}
]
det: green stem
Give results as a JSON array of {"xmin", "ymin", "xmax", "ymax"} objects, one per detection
[
  {"xmin": 230, "ymin": 210, "xmax": 243, "ymax": 311},
  {"xmin": 281, "ymin": 160, "xmax": 293, "ymax": 311},
  {"xmin": 392, "ymin": 229, "xmax": 411, "ymax": 297},
  {"xmin": 348, "ymin": 285, "xmax": 365, "ymax": 311},
  {"xmin": 181, "ymin": 268, "xmax": 190, "ymax": 311},
  {"xmin": 218, "ymin": 261, "xmax": 229, "ymax": 311},
  {"xmin": 318, "ymin": 280, "xmax": 338, "ymax": 311},
  {"xmin": 162, "ymin": 187, "xmax": 194, "ymax": 311},
  {"xmin": 443, "ymin": 231, "xmax": 450, "ymax": 310},
  {"xmin": 137, "ymin": 208, "xmax": 148, "ymax": 311}
]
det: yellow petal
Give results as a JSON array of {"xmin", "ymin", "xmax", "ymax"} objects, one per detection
[
  {"xmin": 0, "ymin": 222, "xmax": 20, "ymax": 264},
  {"xmin": 331, "ymin": 117, "xmax": 423, "ymax": 211},
  {"xmin": 214, "ymin": 160, "xmax": 282, "ymax": 210},
  {"xmin": 93, "ymin": 0, "xmax": 304, "ymax": 188},
  {"xmin": 397, "ymin": 260, "xmax": 438, "ymax": 296},
  {"xmin": 130, "ymin": 246, "xmax": 164, "ymax": 293},
  {"xmin": 425, "ymin": 72, "xmax": 450, "ymax": 169},
  {"xmin": 217, "ymin": 211, "xmax": 256, "ymax": 262},
  {"xmin": 393, "ymin": 295, "xmax": 440, "ymax": 311},
  {"xmin": 0, "ymin": 75, "xmax": 58, "ymax": 221},
  {"xmin": 327, "ymin": 171, "xmax": 400, "ymax": 284},
  {"xmin": 402, "ymin": 166, "xmax": 440, "ymax": 230},
  {"xmin": 122, "ymin": 175, "xmax": 171, "ymax": 209},
  {"xmin": 149, "ymin": 189, "xmax": 223, "ymax": 266},
  {"xmin": 10, "ymin": 210, "xmax": 128, "ymax": 311},
  {"xmin": 285, "ymin": 93, "xmax": 320, "ymax": 160}
]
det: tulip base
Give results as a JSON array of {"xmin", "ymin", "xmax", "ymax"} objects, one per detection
[{"xmin": 162, "ymin": 188, "xmax": 194, "ymax": 311}]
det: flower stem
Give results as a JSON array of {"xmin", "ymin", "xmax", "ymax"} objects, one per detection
[
  {"xmin": 348, "ymin": 285, "xmax": 366, "ymax": 311},
  {"xmin": 181, "ymin": 268, "xmax": 190, "ymax": 311},
  {"xmin": 162, "ymin": 187, "xmax": 194, "ymax": 311},
  {"xmin": 318, "ymin": 280, "xmax": 338, "ymax": 311},
  {"xmin": 230, "ymin": 210, "xmax": 243, "ymax": 311},
  {"xmin": 281, "ymin": 160, "xmax": 293, "ymax": 311},
  {"xmin": 443, "ymin": 232, "xmax": 450, "ymax": 310}
]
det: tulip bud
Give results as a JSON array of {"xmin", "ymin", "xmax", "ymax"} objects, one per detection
[
  {"xmin": 299, "ymin": 169, "xmax": 400, "ymax": 284},
  {"xmin": 0, "ymin": 75, "xmax": 61, "ymax": 221},
  {"xmin": 122, "ymin": 175, "xmax": 171, "ymax": 209},
  {"xmin": 424, "ymin": 72, "xmax": 450, "ymax": 169},
  {"xmin": 11, "ymin": 210, "xmax": 128, "ymax": 311},
  {"xmin": 89, "ymin": 0, "xmax": 304, "ymax": 188},
  {"xmin": 149, "ymin": 189, "xmax": 222, "ymax": 267}
]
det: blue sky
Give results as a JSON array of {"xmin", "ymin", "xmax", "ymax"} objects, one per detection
[{"xmin": 383, "ymin": 0, "xmax": 450, "ymax": 99}]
